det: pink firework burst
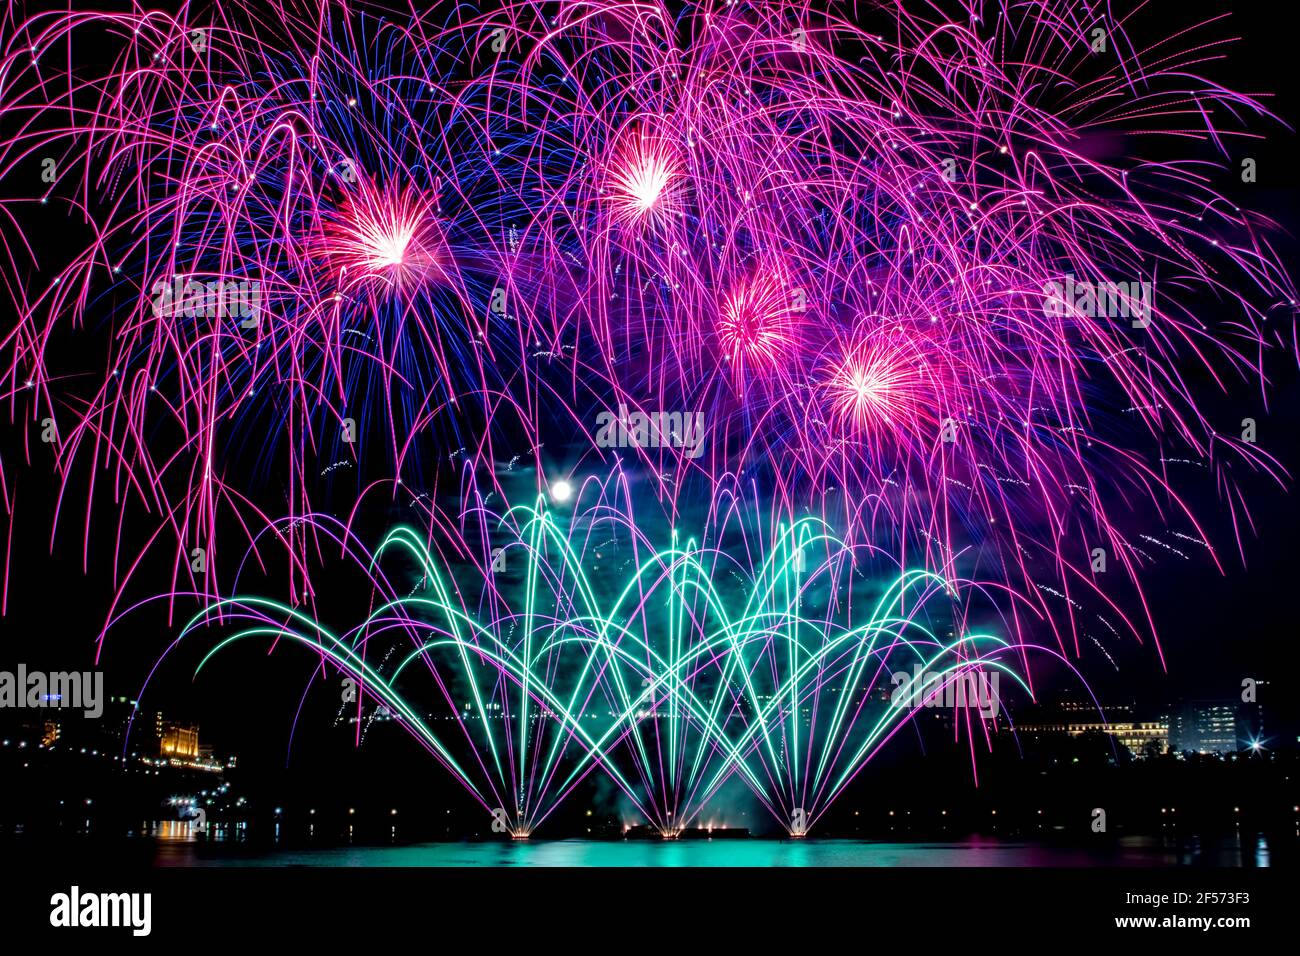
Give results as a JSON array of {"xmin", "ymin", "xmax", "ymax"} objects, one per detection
[
  {"xmin": 605, "ymin": 130, "xmax": 683, "ymax": 231},
  {"xmin": 717, "ymin": 267, "xmax": 802, "ymax": 372},
  {"xmin": 823, "ymin": 334, "xmax": 936, "ymax": 437},
  {"xmin": 325, "ymin": 184, "xmax": 449, "ymax": 293}
]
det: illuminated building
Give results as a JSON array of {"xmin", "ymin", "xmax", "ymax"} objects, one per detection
[
  {"xmin": 1015, "ymin": 701, "xmax": 1169, "ymax": 755},
  {"xmin": 159, "ymin": 722, "xmax": 199, "ymax": 759},
  {"xmin": 1169, "ymin": 698, "xmax": 1261, "ymax": 754}
]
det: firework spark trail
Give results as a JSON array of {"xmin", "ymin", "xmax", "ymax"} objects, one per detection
[{"xmin": 117, "ymin": 469, "xmax": 1075, "ymax": 835}]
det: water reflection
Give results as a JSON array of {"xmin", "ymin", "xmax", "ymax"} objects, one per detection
[
  {"xmin": 149, "ymin": 820, "xmax": 247, "ymax": 842},
  {"xmin": 142, "ymin": 829, "xmax": 1278, "ymax": 868}
]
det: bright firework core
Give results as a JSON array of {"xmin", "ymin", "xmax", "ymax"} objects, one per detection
[
  {"xmin": 826, "ymin": 340, "xmax": 931, "ymax": 433},
  {"xmin": 608, "ymin": 135, "xmax": 679, "ymax": 227},
  {"xmin": 330, "ymin": 185, "xmax": 447, "ymax": 288},
  {"xmin": 370, "ymin": 227, "xmax": 414, "ymax": 269},
  {"xmin": 718, "ymin": 271, "xmax": 800, "ymax": 368}
]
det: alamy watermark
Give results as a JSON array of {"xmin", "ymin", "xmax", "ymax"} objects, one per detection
[
  {"xmin": 891, "ymin": 665, "xmax": 1000, "ymax": 719},
  {"xmin": 0, "ymin": 664, "xmax": 104, "ymax": 718},
  {"xmin": 151, "ymin": 275, "xmax": 261, "ymax": 326},
  {"xmin": 595, "ymin": 404, "xmax": 705, "ymax": 459},
  {"xmin": 50, "ymin": 886, "xmax": 151, "ymax": 936},
  {"xmin": 1042, "ymin": 273, "xmax": 1154, "ymax": 328}
]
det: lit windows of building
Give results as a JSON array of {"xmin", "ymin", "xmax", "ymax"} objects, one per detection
[{"xmin": 159, "ymin": 722, "xmax": 199, "ymax": 759}]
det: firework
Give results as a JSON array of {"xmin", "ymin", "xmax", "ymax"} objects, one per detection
[
  {"xmin": 0, "ymin": 1, "xmax": 1292, "ymax": 718},
  {"xmin": 125, "ymin": 469, "xmax": 1076, "ymax": 836},
  {"xmin": 460, "ymin": 0, "xmax": 1297, "ymax": 659},
  {"xmin": 0, "ymin": 1, "xmax": 537, "ymax": 616}
]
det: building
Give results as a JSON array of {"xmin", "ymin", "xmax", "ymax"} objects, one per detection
[
  {"xmin": 1014, "ymin": 700, "xmax": 1169, "ymax": 755},
  {"xmin": 159, "ymin": 722, "xmax": 200, "ymax": 759},
  {"xmin": 1170, "ymin": 698, "xmax": 1262, "ymax": 754}
]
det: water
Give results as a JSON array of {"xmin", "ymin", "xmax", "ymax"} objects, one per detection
[{"xmin": 152, "ymin": 834, "xmax": 1276, "ymax": 867}]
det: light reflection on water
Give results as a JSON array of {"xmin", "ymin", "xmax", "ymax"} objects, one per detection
[
  {"xmin": 151, "ymin": 833, "xmax": 1275, "ymax": 867},
  {"xmin": 148, "ymin": 820, "xmax": 249, "ymax": 842}
]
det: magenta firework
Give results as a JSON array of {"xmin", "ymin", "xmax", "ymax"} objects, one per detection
[{"xmin": 0, "ymin": 0, "xmax": 1293, "ymax": 672}]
